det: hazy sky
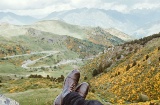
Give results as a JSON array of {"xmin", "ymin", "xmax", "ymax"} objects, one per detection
[{"xmin": 0, "ymin": 0, "xmax": 160, "ymax": 18}]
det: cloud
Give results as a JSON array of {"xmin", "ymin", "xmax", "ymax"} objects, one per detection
[
  {"xmin": 4, "ymin": 3, "xmax": 73, "ymax": 18},
  {"xmin": 132, "ymin": 3, "xmax": 160, "ymax": 9},
  {"xmin": 95, "ymin": 2, "xmax": 128, "ymax": 13},
  {"xmin": 0, "ymin": 0, "xmax": 60, "ymax": 10},
  {"xmin": 0, "ymin": 0, "xmax": 160, "ymax": 18},
  {"xmin": 0, "ymin": 0, "xmax": 74, "ymax": 18}
]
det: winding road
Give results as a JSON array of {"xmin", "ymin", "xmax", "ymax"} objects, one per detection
[
  {"xmin": 21, "ymin": 51, "xmax": 59, "ymax": 69},
  {"xmin": 3, "ymin": 50, "xmax": 88, "ymax": 70}
]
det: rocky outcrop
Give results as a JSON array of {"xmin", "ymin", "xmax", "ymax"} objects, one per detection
[
  {"xmin": 139, "ymin": 93, "xmax": 150, "ymax": 102},
  {"xmin": 0, "ymin": 94, "xmax": 19, "ymax": 105}
]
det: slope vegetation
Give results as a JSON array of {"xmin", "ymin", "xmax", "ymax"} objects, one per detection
[
  {"xmin": 81, "ymin": 33, "xmax": 160, "ymax": 104},
  {"xmin": 0, "ymin": 28, "xmax": 105, "ymax": 58},
  {"xmin": 0, "ymin": 20, "xmax": 130, "ymax": 46}
]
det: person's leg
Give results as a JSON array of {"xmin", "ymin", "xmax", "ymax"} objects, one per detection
[
  {"xmin": 63, "ymin": 92, "xmax": 103, "ymax": 105},
  {"xmin": 53, "ymin": 70, "xmax": 103, "ymax": 105},
  {"xmin": 54, "ymin": 70, "xmax": 80, "ymax": 105},
  {"xmin": 54, "ymin": 82, "xmax": 90, "ymax": 105}
]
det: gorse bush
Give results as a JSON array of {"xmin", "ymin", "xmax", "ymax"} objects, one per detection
[
  {"xmin": 126, "ymin": 64, "xmax": 130, "ymax": 71},
  {"xmin": 132, "ymin": 61, "xmax": 137, "ymax": 67},
  {"xmin": 81, "ymin": 33, "xmax": 160, "ymax": 104},
  {"xmin": 146, "ymin": 55, "xmax": 149, "ymax": 60},
  {"xmin": 92, "ymin": 69, "xmax": 99, "ymax": 77}
]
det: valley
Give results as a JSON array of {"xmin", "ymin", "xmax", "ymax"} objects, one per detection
[
  {"xmin": 0, "ymin": 20, "xmax": 114, "ymax": 105},
  {"xmin": 0, "ymin": 20, "xmax": 159, "ymax": 105}
]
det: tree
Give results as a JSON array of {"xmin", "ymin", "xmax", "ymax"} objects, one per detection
[
  {"xmin": 146, "ymin": 55, "xmax": 149, "ymax": 60},
  {"xmin": 126, "ymin": 65, "xmax": 130, "ymax": 71},
  {"xmin": 92, "ymin": 69, "xmax": 99, "ymax": 76},
  {"xmin": 132, "ymin": 61, "xmax": 137, "ymax": 67}
]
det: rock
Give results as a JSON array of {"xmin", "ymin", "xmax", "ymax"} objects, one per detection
[
  {"xmin": 147, "ymin": 59, "xmax": 151, "ymax": 64},
  {"xmin": 139, "ymin": 93, "xmax": 150, "ymax": 102},
  {"xmin": 0, "ymin": 94, "xmax": 19, "ymax": 105}
]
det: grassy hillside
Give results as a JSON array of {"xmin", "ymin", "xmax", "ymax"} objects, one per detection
[
  {"xmin": 28, "ymin": 20, "xmax": 127, "ymax": 46},
  {"xmin": 0, "ymin": 20, "xmax": 129, "ymax": 47},
  {"xmin": 0, "ymin": 28, "xmax": 106, "ymax": 58},
  {"xmin": 0, "ymin": 21, "xmax": 134, "ymax": 105},
  {"xmin": 0, "ymin": 78, "xmax": 62, "ymax": 105},
  {"xmin": 0, "ymin": 26, "xmax": 107, "ymax": 105},
  {"xmin": 0, "ymin": 36, "xmax": 30, "ymax": 57},
  {"xmin": 0, "ymin": 23, "xmax": 26, "ymax": 37},
  {"xmin": 29, "ymin": 20, "xmax": 86, "ymax": 39},
  {"xmin": 86, "ymin": 27, "xmax": 125, "ymax": 46},
  {"xmin": 80, "ymin": 33, "xmax": 160, "ymax": 104},
  {"xmin": 0, "ymin": 28, "xmax": 106, "ymax": 83}
]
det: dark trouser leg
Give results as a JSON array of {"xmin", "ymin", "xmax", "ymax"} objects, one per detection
[{"xmin": 62, "ymin": 92, "xmax": 103, "ymax": 105}]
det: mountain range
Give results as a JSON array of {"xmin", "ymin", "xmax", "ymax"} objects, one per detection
[
  {"xmin": 0, "ymin": 20, "xmax": 131, "ymax": 46},
  {"xmin": 0, "ymin": 8, "xmax": 159, "ymax": 38},
  {"xmin": 0, "ymin": 12, "xmax": 37, "ymax": 25}
]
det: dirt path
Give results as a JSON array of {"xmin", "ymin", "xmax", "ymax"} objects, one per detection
[
  {"xmin": 4, "ymin": 51, "xmax": 93, "ymax": 70},
  {"xmin": 21, "ymin": 51, "xmax": 59, "ymax": 69}
]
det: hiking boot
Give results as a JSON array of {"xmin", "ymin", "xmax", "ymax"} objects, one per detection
[
  {"xmin": 75, "ymin": 82, "xmax": 89, "ymax": 98},
  {"xmin": 54, "ymin": 70, "xmax": 80, "ymax": 105}
]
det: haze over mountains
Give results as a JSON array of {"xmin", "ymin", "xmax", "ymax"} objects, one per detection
[
  {"xmin": 0, "ymin": 20, "xmax": 129, "ymax": 46},
  {"xmin": 0, "ymin": 12, "xmax": 37, "ymax": 25},
  {"xmin": 0, "ymin": 8, "xmax": 160, "ymax": 38}
]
